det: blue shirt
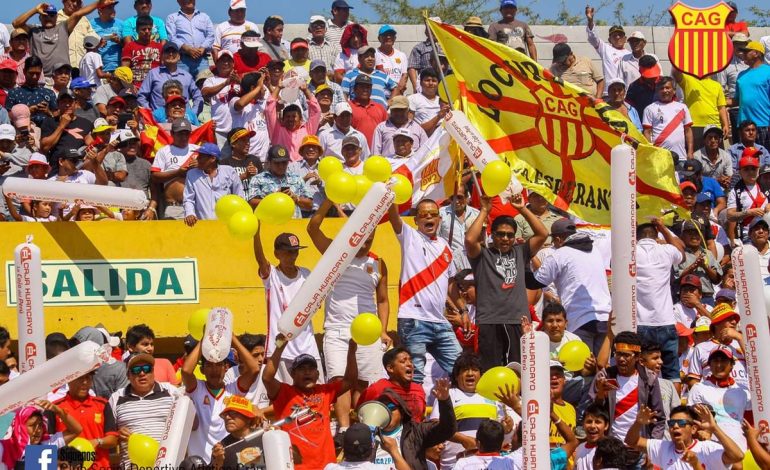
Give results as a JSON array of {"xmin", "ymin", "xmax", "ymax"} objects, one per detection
[
  {"xmin": 183, "ymin": 165, "xmax": 245, "ymax": 219},
  {"xmin": 341, "ymin": 69, "xmax": 398, "ymax": 108},
  {"xmin": 121, "ymin": 15, "xmax": 167, "ymax": 42},
  {"xmin": 736, "ymin": 64, "xmax": 770, "ymax": 127},
  {"xmin": 165, "ymin": 10, "xmax": 215, "ymax": 52},
  {"xmin": 137, "ymin": 66, "xmax": 204, "ymax": 114},
  {"xmin": 5, "ymin": 85, "xmax": 57, "ymax": 127},
  {"xmin": 92, "ymin": 18, "xmax": 124, "ymax": 72},
  {"xmin": 246, "ymin": 171, "xmax": 312, "ymax": 219}
]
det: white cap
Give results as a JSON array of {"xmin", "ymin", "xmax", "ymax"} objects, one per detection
[
  {"xmin": 393, "ymin": 128, "xmax": 414, "ymax": 142},
  {"xmin": 27, "ymin": 152, "xmax": 50, "ymax": 168},
  {"xmin": 0, "ymin": 124, "xmax": 16, "ymax": 141},
  {"xmin": 95, "ymin": 325, "xmax": 121, "ymax": 347},
  {"xmin": 628, "ymin": 31, "xmax": 646, "ymax": 40},
  {"xmin": 333, "ymin": 102, "xmax": 353, "ymax": 115},
  {"xmin": 241, "ymin": 36, "xmax": 262, "ymax": 48},
  {"xmin": 550, "ymin": 360, "xmax": 566, "ymax": 370},
  {"xmin": 606, "ymin": 77, "xmax": 626, "ymax": 88},
  {"xmin": 217, "ymin": 49, "xmax": 234, "ymax": 60},
  {"xmin": 115, "ymin": 129, "xmax": 139, "ymax": 143},
  {"xmin": 229, "ymin": 0, "xmax": 247, "ymax": 8},
  {"xmin": 309, "ymin": 15, "xmax": 326, "ymax": 24}
]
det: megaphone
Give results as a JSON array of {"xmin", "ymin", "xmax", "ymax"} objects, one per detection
[{"xmin": 357, "ymin": 401, "xmax": 392, "ymax": 429}]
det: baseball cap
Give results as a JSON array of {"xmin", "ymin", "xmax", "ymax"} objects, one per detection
[
  {"xmin": 628, "ymin": 31, "xmax": 646, "ymax": 41},
  {"xmin": 92, "ymin": 118, "xmax": 114, "ymax": 134},
  {"xmin": 551, "ymin": 218, "xmax": 576, "ymax": 236},
  {"xmin": 314, "ymin": 84, "xmax": 332, "ymax": 96},
  {"xmin": 228, "ymin": 127, "xmax": 256, "ymax": 144},
  {"xmin": 114, "ymin": 129, "xmax": 139, "ymax": 144},
  {"xmin": 10, "ymin": 104, "xmax": 31, "ymax": 128},
  {"xmin": 171, "ymin": 118, "xmax": 192, "ymax": 133},
  {"xmin": 679, "ymin": 159, "xmax": 702, "ymax": 177},
  {"xmin": 220, "ymin": 395, "xmax": 257, "ymax": 418},
  {"xmin": 679, "ymin": 274, "xmax": 702, "ymax": 289},
  {"xmin": 53, "ymin": 62, "xmax": 72, "ymax": 73},
  {"xmin": 606, "ymin": 77, "xmax": 626, "ymax": 89},
  {"xmin": 549, "ymin": 360, "xmax": 566, "ymax": 373},
  {"xmin": 229, "ymin": 0, "xmax": 247, "ymax": 8},
  {"xmin": 196, "ymin": 142, "xmax": 222, "ymax": 159},
  {"xmin": 310, "ymin": 59, "xmax": 327, "ymax": 71},
  {"xmin": 241, "ymin": 30, "xmax": 262, "ymax": 48},
  {"xmin": 290, "ymin": 353, "xmax": 317, "ymax": 371},
  {"xmin": 749, "ymin": 216, "xmax": 769, "ymax": 231},
  {"xmin": 609, "ymin": 25, "xmax": 626, "ymax": 35},
  {"xmin": 27, "ymin": 153, "xmax": 51, "ymax": 171},
  {"xmin": 392, "ymin": 128, "xmax": 414, "ymax": 142},
  {"xmin": 389, "ymin": 95, "xmax": 410, "ymax": 110},
  {"xmin": 354, "ymin": 74, "xmax": 373, "ymax": 86},
  {"xmin": 379, "ymin": 25, "xmax": 396, "ymax": 36},
  {"xmin": 333, "ymin": 102, "xmax": 353, "ymax": 115},
  {"xmin": 679, "ymin": 219, "xmax": 702, "ymax": 233},
  {"xmin": 500, "ymin": 0, "xmax": 517, "ymax": 7},
  {"xmin": 639, "ymin": 55, "xmax": 661, "ymax": 79},
  {"xmin": 732, "ymin": 32, "xmax": 750, "ymax": 43},
  {"xmin": 740, "ymin": 41, "xmax": 765, "ymax": 54},
  {"xmin": 727, "ymin": 1, "xmax": 738, "ymax": 10},
  {"xmin": 708, "ymin": 347, "xmax": 735, "ymax": 362},
  {"xmin": 760, "ymin": 164, "xmax": 770, "ymax": 176},
  {"xmin": 0, "ymin": 59, "xmax": 17, "ymax": 71},
  {"xmin": 166, "ymin": 95, "xmax": 186, "ymax": 106},
  {"xmin": 715, "ymin": 288, "xmax": 736, "ymax": 302},
  {"xmin": 703, "ymin": 124, "xmax": 723, "ymax": 137},
  {"xmin": 163, "ymin": 42, "xmax": 180, "ymax": 54},
  {"xmin": 113, "ymin": 66, "xmax": 133, "ymax": 86},
  {"xmin": 552, "ymin": 43, "xmax": 572, "ymax": 64},
  {"xmin": 299, "ymin": 134, "xmax": 322, "ymax": 152},
  {"xmin": 693, "ymin": 316, "xmax": 711, "ymax": 333},
  {"xmin": 695, "ymin": 193, "xmax": 711, "ymax": 205},
  {"xmin": 0, "ymin": 124, "xmax": 16, "ymax": 141},
  {"xmin": 275, "ymin": 233, "xmax": 307, "ymax": 251},
  {"xmin": 309, "ymin": 15, "xmax": 326, "ymax": 25},
  {"xmin": 739, "ymin": 155, "xmax": 760, "ymax": 168},
  {"xmin": 56, "ymin": 147, "xmax": 86, "ymax": 160},
  {"xmin": 42, "ymin": 4, "xmax": 58, "ymax": 15},
  {"xmin": 675, "ymin": 322, "xmax": 694, "ymax": 337},
  {"xmin": 107, "ymin": 96, "xmax": 127, "ymax": 107},
  {"xmin": 710, "ymin": 303, "xmax": 740, "ymax": 326},
  {"xmin": 464, "ymin": 16, "xmax": 483, "ymax": 27},
  {"xmin": 357, "ymin": 45, "xmax": 376, "ymax": 56},
  {"xmin": 267, "ymin": 144, "xmax": 290, "ymax": 162},
  {"xmin": 343, "ymin": 423, "xmax": 374, "ymax": 455},
  {"xmin": 69, "ymin": 77, "xmax": 95, "ymax": 90},
  {"xmin": 216, "ymin": 50, "xmax": 234, "ymax": 61},
  {"xmin": 342, "ymin": 135, "xmax": 361, "ymax": 148},
  {"xmin": 126, "ymin": 352, "xmax": 155, "ymax": 369},
  {"xmin": 506, "ymin": 361, "xmax": 522, "ymax": 375},
  {"xmin": 291, "ymin": 38, "xmax": 309, "ymax": 51},
  {"xmin": 331, "ymin": 0, "xmax": 353, "ymax": 8},
  {"xmin": 679, "ymin": 181, "xmax": 697, "ymax": 192},
  {"xmin": 10, "ymin": 28, "xmax": 29, "ymax": 40},
  {"xmin": 742, "ymin": 146, "xmax": 761, "ymax": 158},
  {"xmin": 57, "ymin": 89, "xmax": 75, "ymax": 101},
  {"xmin": 83, "ymin": 35, "xmax": 100, "ymax": 49}
]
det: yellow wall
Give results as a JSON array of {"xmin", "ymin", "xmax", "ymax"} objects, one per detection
[{"xmin": 0, "ymin": 220, "xmax": 408, "ymax": 338}]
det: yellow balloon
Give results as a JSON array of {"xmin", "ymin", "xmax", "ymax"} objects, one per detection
[
  {"xmin": 127, "ymin": 433, "xmax": 159, "ymax": 468},
  {"xmin": 326, "ymin": 172, "xmax": 357, "ymax": 204},
  {"xmin": 558, "ymin": 340, "xmax": 591, "ymax": 372},
  {"xmin": 215, "ymin": 194, "xmax": 251, "ymax": 222},
  {"xmin": 350, "ymin": 313, "xmax": 382, "ymax": 345},
  {"xmin": 481, "ymin": 161, "xmax": 512, "ymax": 196},
  {"xmin": 391, "ymin": 174, "xmax": 412, "ymax": 205},
  {"xmin": 188, "ymin": 308, "xmax": 208, "ymax": 339},
  {"xmin": 476, "ymin": 366, "xmax": 520, "ymax": 400},
  {"xmin": 255, "ymin": 192, "xmax": 295, "ymax": 224},
  {"xmin": 364, "ymin": 156, "xmax": 392, "ymax": 183},
  {"xmin": 227, "ymin": 211, "xmax": 259, "ymax": 240},
  {"xmin": 743, "ymin": 450, "xmax": 761, "ymax": 470},
  {"xmin": 352, "ymin": 175, "xmax": 373, "ymax": 204},
  {"xmin": 69, "ymin": 437, "xmax": 95, "ymax": 469},
  {"xmin": 318, "ymin": 156, "xmax": 344, "ymax": 181}
]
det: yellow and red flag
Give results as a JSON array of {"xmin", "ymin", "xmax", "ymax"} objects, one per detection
[
  {"xmin": 427, "ymin": 19, "xmax": 687, "ymax": 225},
  {"xmin": 668, "ymin": 2, "xmax": 733, "ymax": 78},
  {"xmin": 137, "ymin": 108, "xmax": 216, "ymax": 160}
]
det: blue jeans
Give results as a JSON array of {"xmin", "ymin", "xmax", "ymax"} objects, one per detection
[
  {"xmin": 178, "ymin": 54, "xmax": 207, "ymax": 80},
  {"xmin": 573, "ymin": 320, "xmax": 608, "ymax": 357},
  {"xmin": 397, "ymin": 319, "xmax": 461, "ymax": 384},
  {"xmin": 637, "ymin": 324, "xmax": 680, "ymax": 381}
]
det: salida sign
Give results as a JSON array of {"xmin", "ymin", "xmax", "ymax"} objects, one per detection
[{"xmin": 5, "ymin": 258, "xmax": 199, "ymax": 306}]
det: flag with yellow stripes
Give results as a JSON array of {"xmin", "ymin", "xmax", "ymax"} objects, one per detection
[{"xmin": 428, "ymin": 19, "xmax": 688, "ymax": 225}]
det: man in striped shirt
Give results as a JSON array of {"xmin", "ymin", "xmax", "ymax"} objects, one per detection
[
  {"xmin": 341, "ymin": 46, "xmax": 400, "ymax": 108},
  {"xmin": 109, "ymin": 352, "xmax": 182, "ymax": 468}
]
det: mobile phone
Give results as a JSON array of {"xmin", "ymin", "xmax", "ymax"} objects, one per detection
[
  {"xmin": 117, "ymin": 112, "xmax": 133, "ymax": 129},
  {"xmin": 606, "ymin": 378, "xmax": 619, "ymax": 388}
]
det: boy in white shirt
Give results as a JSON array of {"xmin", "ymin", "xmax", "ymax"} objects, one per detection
[
  {"xmin": 574, "ymin": 405, "xmax": 610, "ymax": 470},
  {"xmin": 642, "ymin": 76, "xmax": 694, "ymax": 162},
  {"xmin": 79, "ymin": 36, "xmax": 107, "ymax": 85}
]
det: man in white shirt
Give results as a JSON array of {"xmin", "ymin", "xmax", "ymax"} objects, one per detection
[
  {"xmin": 375, "ymin": 25, "xmax": 408, "ymax": 93},
  {"xmin": 635, "ymin": 219, "xmax": 685, "ymax": 383},
  {"xmin": 150, "ymin": 118, "xmax": 199, "ymax": 219},
  {"xmin": 626, "ymin": 403, "xmax": 744, "ymax": 469},
  {"xmin": 213, "ymin": 0, "xmax": 260, "ymax": 59},
  {"xmin": 387, "ymin": 198, "xmax": 462, "ymax": 384},
  {"xmin": 585, "ymin": 6, "xmax": 630, "ymax": 86},
  {"xmin": 643, "ymin": 76, "xmax": 694, "ymax": 162},
  {"xmin": 318, "ymin": 101, "xmax": 369, "ymax": 160}
]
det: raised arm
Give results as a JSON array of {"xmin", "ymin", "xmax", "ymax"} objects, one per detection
[
  {"xmin": 232, "ymin": 334, "xmax": 260, "ymax": 391},
  {"xmin": 12, "ymin": 4, "xmax": 46, "ymax": 30},
  {"xmin": 387, "ymin": 199, "xmax": 403, "ymax": 235},
  {"xmin": 262, "ymin": 333, "xmax": 287, "ymax": 400},
  {"xmin": 624, "ymin": 404, "xmax": 657, "ymax": 450},
  {"xmin": 376, "ymin": 261, "xmax": 391, "ymax": 348},
  {"xmin": 693, "ymin": 404, "xmax": 744, "ymax": 465},
  {"xmin": 181, "ymin": 338, "xmax": 203, "ymax": 392},
  {"xmin": 512, "ymin": 193, "xmax": 548, "ymax": 254},
  {"xmin": 306, "ymin": 198, "xmax": 334, "ymax": 254},
  {"xmin": 465, "ymin": 194, "xmax": 490, "ymax": 260},
  {"xmin": 252, "ymin": 222, "xmax": 271, "ymax": 279},
  {"xmin": 68, "ymin": 0, "xmax": 114, "ymax": 34},
  {"xmin": 653, "ymin": 217, "xmax": 685, "ymax": 258},
  {"xmin": 339, "ymin": 339, "xmax": 358, "ymax": 394}
]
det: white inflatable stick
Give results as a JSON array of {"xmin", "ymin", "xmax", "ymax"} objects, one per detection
[
  {"xmin": 2, "ymin": 177, "xmax": 148, "ymax": 210},
  {"xmin": 14, "ymin": 236, "xmax": 45, "ymax": 372},
  {"xmin": 611, "ymin": 143, "xmax": 637, "ymax": 333}
]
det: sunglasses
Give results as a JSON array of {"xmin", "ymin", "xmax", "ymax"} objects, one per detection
[
  {"xmin": 667, "ymin": 419, "xmax": 692, "ymax": 428},
  {"xmin": 494, "ymin": 231, "xmax": 516, "ymax": 239},
  {"xmin": 129, "ymin": 364, "xmax": 153, "ymax": 375},
  {"xmin": 417, "ymin": 210, "xmax": 439, "ymax": 218}
]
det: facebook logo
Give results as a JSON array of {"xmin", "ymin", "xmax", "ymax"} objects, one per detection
[{"xmin": 25, "ymin": 445, "xmax": 57, "ymax": 470}]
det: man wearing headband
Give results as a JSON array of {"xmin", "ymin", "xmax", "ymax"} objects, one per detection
[{"xmin": 588, "ymin": 331, "xmax": 665, "ymax": 443}]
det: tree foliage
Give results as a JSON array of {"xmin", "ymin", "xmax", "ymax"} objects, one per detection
[{"xmin": 360, "ymin": 0, "xmax": 496, "ymax": 25}]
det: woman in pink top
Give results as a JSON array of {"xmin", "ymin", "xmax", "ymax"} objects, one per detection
[{"xmin": 264, "ymin": 80, "xmax": 321, "ymax": 162}]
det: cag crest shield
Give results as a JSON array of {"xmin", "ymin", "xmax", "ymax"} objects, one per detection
[{"xmin": 668, "ymin": 1, "xmax": 734, "ymax": 78}]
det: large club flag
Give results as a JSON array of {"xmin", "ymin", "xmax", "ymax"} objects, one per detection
[
  {"xmin": 137, "ymin": 108, "xmax": 216, "ymax": 160},
  {"xmin": 427, "ymin": 19, "xmax": 688, "ymax": 225},
  {"xmin": 393, "ymin": 125, "xmax": 460, "ymax": 207}
]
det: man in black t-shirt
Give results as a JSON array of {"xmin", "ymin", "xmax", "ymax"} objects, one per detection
[
  {"xmin": 40, "ymin": 90, "xmax": 94, "ymax": 165},
  {"xmin": 462, "ymin": 192, "xmax": 548, "ymax": 369},
  {"xmin": 220, "ymin": 127, "xmax": 263, "ymax": 192}
]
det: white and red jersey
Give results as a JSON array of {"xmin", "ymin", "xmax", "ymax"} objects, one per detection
[
  {"xmin": 611, "ymin": 373, "xmax": 639, "ymax": 441},
  {"xmin": 684, "ymin": 339, "xmax": 748, "ymax": 389},
  {"xmin": 186, "ymin": 379, "xmax": 247, "ymax": 462},
  {"xmin": 642, "ymin": 100, "xmax": 693, "ymax": 162},
  {"xmin": 150, "ymin": 144, "xmax": 198, "ymax": 173},
  {"xmin": 324, "ymin": 253, "xmax": 381, "ymax": 329},
  {"xmin": 375, "ymin": 48, "xmax": 408, "ymax": 85},
  {"xmin": 687, "ymin": 379, "xmax": 751, "ymax": 451},
  {"xmin": 646, "ymin": 438, "xmax": 729, "ymax": 469},
  {"xmin": 574, "ymin": 442, "xmax": 596, "ymax": 470},
  {"xmin": 396, "ymin": 224, "xmax": 456, "ymax": 323},
  {"xmin": 263, "ymin": 265, "xmax": 320, "ymax": 361}
]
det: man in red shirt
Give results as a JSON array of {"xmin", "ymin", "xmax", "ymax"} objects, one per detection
[
  {"xmin": 357, "ymin": 347, "xmax": 426, "ymax": 423},
  {"xmin": 121, "ymin": 15, "xmax": 162, "ymax": 88},
  {"xmin": 233, "ymin": 30, "xmax": 271, "ymax": 77},
  {"xmin": 349, "ymin": 74, "xmax": 387, "ymax": 148},
  {"xmin": 54, "ymin": 371, "xmax": 119, "ymax": 470},
  {"xmin": 262, "ymin": 333, "xmax": 358, "ymax": 470}
]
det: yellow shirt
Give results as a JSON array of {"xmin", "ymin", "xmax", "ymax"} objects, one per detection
[
  {"xmin": 284, "ymin": 59, "xmax": 311, "ymax": 73},
  {"xmin": 677, "ymin": 74, "xmax": 726, "ymax": 127},
  {"xmin": 550, "ymin": 400, "xmax": 576, "ymax": 445}
]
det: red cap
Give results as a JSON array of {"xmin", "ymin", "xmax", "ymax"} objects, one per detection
[
  {"xmin": 708, "ymin": 347, "xmax": 735, "ymax": 362},
  {"xmin": 679, "ymin": 181, "xmax": 697, "ymax": 192},
  {"xmin": 639, "ymin": 63, "xmax": 661, "ymax": 79},
  {"xmin": 0, "ymin": 59, "xmax": 17, "ymax": 72},
  {"xmin": 107, "ymin": 96, "xmax": 126, "ymax": 106},
  {"xmin": 675, "ymin": 322, "xmax": 694, "ymax": 337},
  {"xmin": 290, "ymin": 40, "xmax": 309, "ymax": 51},
  {"xmin": 680, "ymin": 274, "xmax": 702, "ymax": 289},
  {"xmin": 739, "ymin": 155, "xmax": 760, "ymax": 168},
  {"xmin": 742, "ymin": 146, "xmax": 761, "ymax": 158},
  {"xmin": 165, "ymin": 95, "xmax": 186, "ymax": 105}
]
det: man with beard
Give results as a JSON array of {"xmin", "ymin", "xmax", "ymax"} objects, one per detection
[{"xmin": 462, "ymin": 193, "xmax": 547, "ymax": 369}]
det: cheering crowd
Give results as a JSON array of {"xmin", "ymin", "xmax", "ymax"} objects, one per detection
[{"xmin": 1, "ymin": 0, "xmax": 770, "ymax": 468}]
